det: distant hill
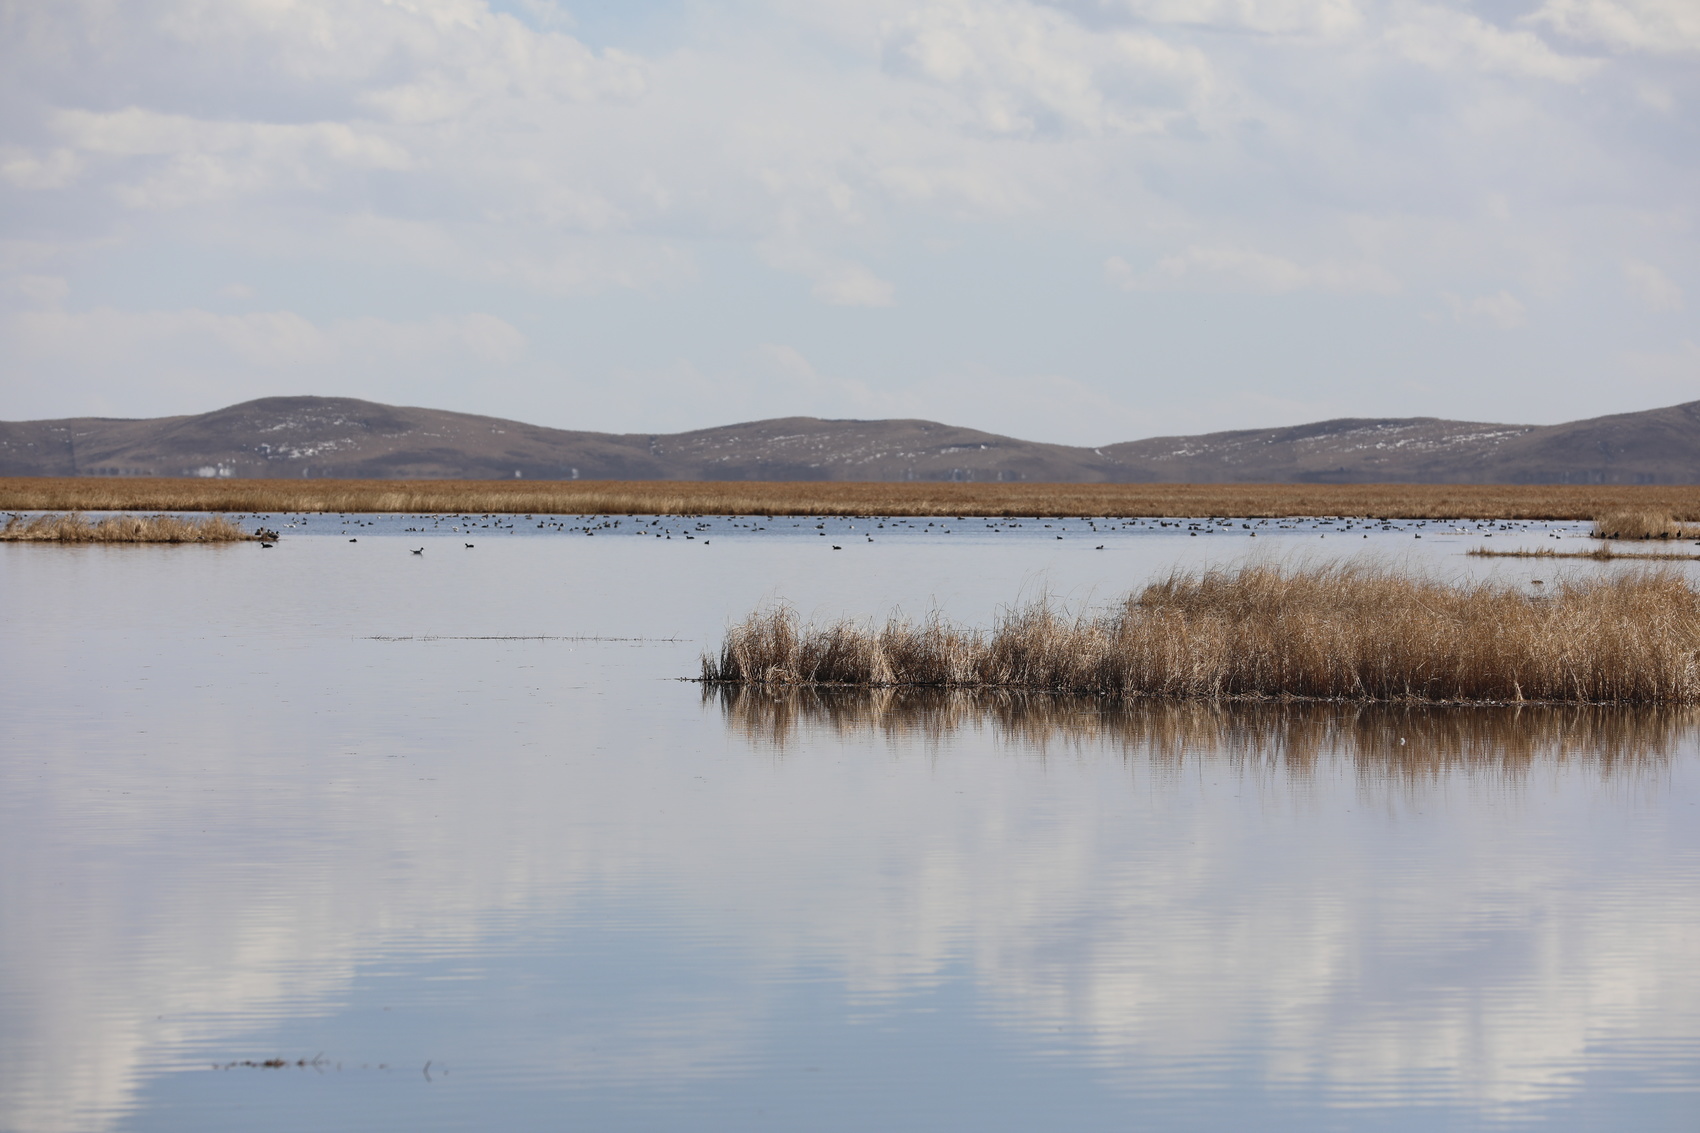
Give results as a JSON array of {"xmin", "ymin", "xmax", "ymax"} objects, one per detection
[{"xmin": 3, "ymin": 395, "xmax": 1699, "ymax": 484}]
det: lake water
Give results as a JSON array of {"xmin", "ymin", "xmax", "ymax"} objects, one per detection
[{"xmin": 2, "ymin": 515, "xmax": 1697, "ymax": 1131}]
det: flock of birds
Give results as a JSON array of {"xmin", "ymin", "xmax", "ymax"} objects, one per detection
[{"xmin": 239, "ymin": 512, "xmax": 1582, "ymax": 560}]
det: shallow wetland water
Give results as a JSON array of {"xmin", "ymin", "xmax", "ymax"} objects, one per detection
[{"xmin": 2, "ymin": 514, "xmax": 1696, "ymax": 1131}]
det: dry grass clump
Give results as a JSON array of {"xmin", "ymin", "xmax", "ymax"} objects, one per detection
[
  {"xmin": 704, "ymin": 563, "xmax": 1700, "ymax": 704},
  {"xmin": 0, "ymin": 512, "xmax": 258, "ymax": 543},
  {"xmin": 1591, "ymin": 508, "xmax": 1700, "ymax": 540},
  {"xmin": 713, "ymin": 685, "xmax": 1686, "ymax": 777},
  {"xmin": 6, "ymin": 476, "xmax": 1700, "ymax": 520}
]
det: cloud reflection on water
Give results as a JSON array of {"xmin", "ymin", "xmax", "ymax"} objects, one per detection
[
  {"xmin": 713, "ymin": 687, "xmax": 1700, "ymax": 1113},
  {"xmin": 3, "ymin": 529, "xmax": 1698, "ymax": 1133}
]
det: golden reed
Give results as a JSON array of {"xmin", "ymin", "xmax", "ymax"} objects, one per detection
[
  {"xmin": 1590, "ymin": 508, "xmax": 1700, "ymax": 540},
  {"xmin": 0, "ymin": 512, "xmax": 257, "ymax": 543},
  {"xmin": 6, "ymin": 477, "xmax": 1700, "ymax": 520},
  {"xmin": 703, "ymin": 563, "xmax": 1700, "ymax": 704}
]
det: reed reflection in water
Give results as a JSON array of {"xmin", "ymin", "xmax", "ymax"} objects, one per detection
[{"xmin": 713, "ymin": 685, "xmax": 1688, "ymax": 781}]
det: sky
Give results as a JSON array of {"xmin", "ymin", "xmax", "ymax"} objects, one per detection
[{"xmin": 0, "ymin": 0, "xmax": 1695, "ymax": 445}]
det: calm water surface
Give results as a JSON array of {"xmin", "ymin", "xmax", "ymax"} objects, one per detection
[{"xmin": 2, "ymin": 516, "xmax": 1696, "ymax": 1131}]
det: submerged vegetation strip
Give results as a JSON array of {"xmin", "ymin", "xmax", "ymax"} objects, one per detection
[
  {"xmin": 6, "ymin": 476, "xmax": 1700, "ymax": 520},
  {"xmin": 702, "ymin": 563, "xmax": 1700, "ymax": 704},
  {"xmin": 1469, "ymin": 546, "xmax": 1700, "ymax": 561},
  {"xmin": 0, "ymin": 512, "xmax": 260, "ymax": 543}
]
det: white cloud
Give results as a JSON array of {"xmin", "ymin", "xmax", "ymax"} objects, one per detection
[
  {"xmin": 1622, "ymin": 259, "xmax": 1683, "ymax": 312},
  {"xmin": 744, "ymin": 345, "xmax": 1159, "ymax": 441},
  {"xmin": 1387, "ymin": 4, "xmax": 1602, "ymax": 81},
  {"xmin": 2, "ymin": 274, "xmax": 69, "ymax": 308},
  {"xmin": 1620, "ymin": 339, "xmax": 1700, "ymax": 398},
  {"xmin": 1443, "ymin": 289, "xmax": 1528, "ymax": 328},
  {"xmin": 1114, "ymin": 0, "xmax": 1365, "ymax": 37},
  {"xmin": 329, "ymin": 215, "xmax": 696, "ymax": 296},
  {"xmin": 812, "ymin": 263, "xmax": 897, "ymax": 307},
  {"xmin": 0, "ymin": 0, "xmax": 1695, "ymax": 431},
  {"xmin": 1530, "ymin": 0, "xmax": 1700, "ymax": 56},
  {"xmin": 585, "ymin": 343, "xmax": 1161, "ymax": 442},
  {"xmin": 1618, "ymin": 336, "xmax": 1700, "ymax": 381},
  {"xmin": 1108, "ymin": 246, "xmax": 1400, "ymax": 294},
  {"xmin": 0, "ymin": 147, "xmax": 82, "ymax": 190},
  {"xmin": 2, "ymin": 307, "xmax": 528, "ymax": 417},
  {"xmin": 759, "ymin": 242, "xmax": 896, "ymax": 307},
  {"xmin": 753, "ymin": 343, "xmax": 898, "ymax": 408},
  {"xmin": 1103, "ymin": 254, "xmax": 1141, "ymax": 290},
  {"xmin": 880, "ymin": 1, "xmax": 1219, "ymax": 137},
  {"xmin": 52, "ymin": 109, "xmax": 409, "ymax": 167}
]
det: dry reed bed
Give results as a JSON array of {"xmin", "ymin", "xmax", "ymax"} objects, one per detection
[
  {"xmin": 0, "ymin": 512, "xmax": 257, "ymax": 543},
  {"xmin": 1590, "ymin": 507, "xmax": 1700, "ymax": 540},
  {"xmin": 714, "ymin": 685, "xmax": 1685, "ymax": 776},
  {"xmin": 7, "ymin": 477, "xmax": 1700, "ymax": 520},
  {"xmin": 703, "ymin": 563, "xmax": 1700, "ymax": 704}
]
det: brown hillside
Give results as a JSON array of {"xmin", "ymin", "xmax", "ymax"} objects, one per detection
[{"xmin": 4, "ymin": 395, "xmax": 1700, "ymax": 484}]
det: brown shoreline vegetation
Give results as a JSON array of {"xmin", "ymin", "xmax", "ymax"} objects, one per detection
[
  {"xmin": 702, "ymin": 563, "xmax": 1700, "ymax": 704},
  {"xmin": 0, "ymin": 512, "xmax": 259, "ymax": 543},
  {"xmin": 6, "ymin": 476, "xmax": 1700, "ymax": 520},
  {"xmin": 714, "ymin": 685, "xmax": 1686, "ymax": 775}
]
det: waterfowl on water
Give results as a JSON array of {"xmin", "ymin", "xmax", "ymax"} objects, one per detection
[{"xmin": 412, "ymin": 547, "xmax": 424, "ymax": 555}]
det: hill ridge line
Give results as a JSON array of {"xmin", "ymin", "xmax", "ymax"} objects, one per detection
[{"xmin": 3, "ymin": 395, "xmax": 1697, "ymax": 485}]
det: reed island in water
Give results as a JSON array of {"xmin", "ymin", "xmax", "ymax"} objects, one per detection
[
  {"xmin": 704, "ymin": 563, "xmax": 1700, "ymax": 705},
  {"xmin": 0, "ymin": 512, "xmax": 264, "ymax": 543}
]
